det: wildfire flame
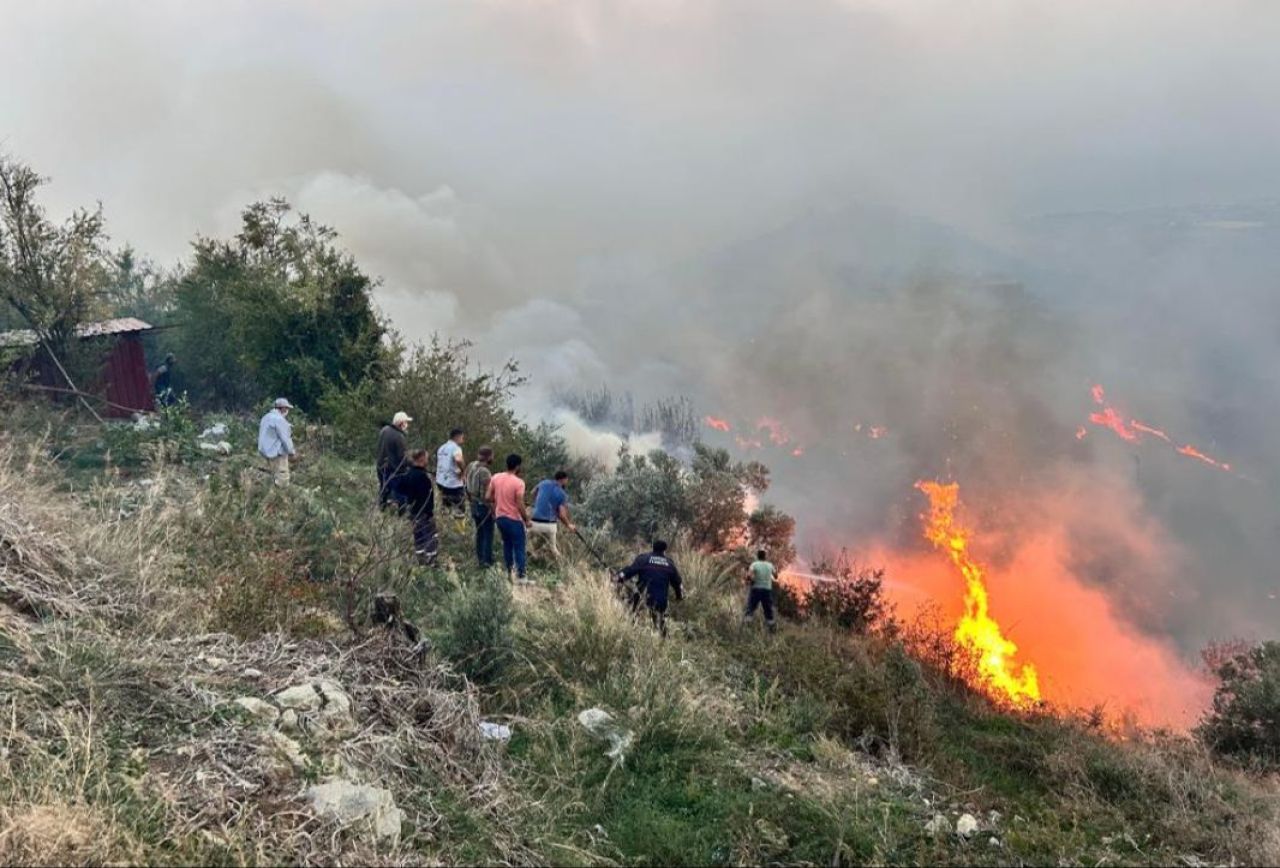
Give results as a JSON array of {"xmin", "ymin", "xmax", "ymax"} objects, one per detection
[
  {"xmin": 756, "ymin": 416, "xmax": 791, "ymax": 446},
  {"xmin": 704, "ymin": 415, "xmax": 732, "ymax": 432},
  {"xmin": 916, "ymin": 480, "xmax": 1042, "ymax": 707},
  {"xmin": 1175, "ymin": 444, "xmax": 1232, "ymax": 472},
  {"xmin": 1087, "ymin": 384, "xmax": 1238, "ymax": 475}
]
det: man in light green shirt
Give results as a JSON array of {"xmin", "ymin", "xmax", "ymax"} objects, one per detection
[{"xmin": 743, "ymin": 549, "xmax": 778, "ymax": 634}]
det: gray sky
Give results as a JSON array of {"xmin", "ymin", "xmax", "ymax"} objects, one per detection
[
  {"xmin": 4, "ymin": 0, "xmax": 1279, "ymax": 722},
  {"xmin": 3, "ymin": 1, "xmax": 1279, "ymax": 308}
]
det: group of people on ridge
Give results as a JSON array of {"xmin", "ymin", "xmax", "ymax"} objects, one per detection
[
  {"xmin": 254, "ymin": 399, "xmax": 780, "ymax": 636},
  {"xmin": 373, "ymin": 412, "xmax": 576, "ymax": 582}
]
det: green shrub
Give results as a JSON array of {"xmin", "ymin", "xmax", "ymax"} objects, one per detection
[
  {"xmin": 1198, "ymin": 640, "xmax": 1280, "ymax": 769},
  {"xmin": 434, "ymin": 573, "xmax": 516, "ymax": 684}
]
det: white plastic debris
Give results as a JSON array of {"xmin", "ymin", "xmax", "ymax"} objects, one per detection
[
  {"xmin": 199, "ymin": 423, "xmax": 229, "ymax": 439},
  {"xmin": 956, "ymin": 813, "xmax": 980, "ymax": 837},
  {"xmin": 197, "ymin": 440, "xmax": 232, "ymax": 455},
  {"xmin": 577, "ymin": 708, "xmax": 634, "ymax": 763},
  {"xmin": 478, "ymin": 721, "xmax": 512, "ymax": 742}
]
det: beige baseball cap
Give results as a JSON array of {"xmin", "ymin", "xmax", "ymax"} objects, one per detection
[{"xmin": 393, "ymin": 411, "xmax": 413, "ymax": 426}]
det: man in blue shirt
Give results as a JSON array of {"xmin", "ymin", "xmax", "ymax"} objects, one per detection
[
  {"xmin": 529, "ymin": 470, "xmax": 575, "ymax": 559},
  {"xmin": 257, "ymin": 397, "xmax": 296, "ymax": 486}
]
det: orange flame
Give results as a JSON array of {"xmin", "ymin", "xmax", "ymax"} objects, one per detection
[
  {"xmin": 1175, "ymin": 444, "xmax": 1232, "ymax": 472},
  {"xmin": 1131, "ymin": 420, "xmax": 1171, "ymax": 443},
  {"xmin": 704, "ymin": 415, "xmax": 732, "ymax": 432},
  {"xmin": 916, "ymin": 480, "xmax": 1041, "ymax": 707},
  {"xmin": 1087, "ymin": 384, "xmax": 1238, "ymax": 476},
  {"xmin": 756, "ymin": 416, "xmax": 791, "ymax": 446}
]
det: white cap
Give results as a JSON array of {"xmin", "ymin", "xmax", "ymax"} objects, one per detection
[
  {"xmin": 393, "ymin": 411, "xmax": 413, "ymax": 426},
  {"xmin": 273, "ymin": 397, "xmax": 293, "ymax": 409}
]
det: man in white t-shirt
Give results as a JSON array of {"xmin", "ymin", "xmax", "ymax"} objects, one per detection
[{"xmin": 436, "ymin": 427, "xmax": 467, "ymax": 516}]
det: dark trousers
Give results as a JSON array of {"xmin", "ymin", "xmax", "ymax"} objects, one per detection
[
  {"xmin": 377, "ymin": 467, "xmax": 393, "ymax": 506},
  {"xmin": 744, "ymin": 587, "xmax": 775, "ymax": 624},
  {"xmin": 472, "ymin": 501, "xmax": 495, "ymax": 566},
  {"xmin": 440, "ymin": 485, "xmax": 466, "ymax": 514},
  {"xmin": 647, "ymin": 598, "xmax": 669, "ymax": 637},
  {"xmin": 496, "ymin": 517, "xmax": 527, "ymax": 578},
  {"xmin": 413, "ymin": 514, "xmax": 439, "ymax": 565}
]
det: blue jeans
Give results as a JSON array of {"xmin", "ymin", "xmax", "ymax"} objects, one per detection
[
  {"xmin": 496, "ymin": 517, "xmax": 527, "ymax": 578},
  {"xmin": 472, "ymin": 502, "xmax": 495, "ymax": 567}
]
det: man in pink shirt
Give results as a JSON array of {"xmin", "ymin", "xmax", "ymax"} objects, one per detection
[{"xmin": 486, "ymin": 452, "xmax": 532, "ymax": 583}]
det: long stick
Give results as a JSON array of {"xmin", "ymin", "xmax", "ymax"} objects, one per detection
[
  {"xmin": 38, "ymin": 339, "xmax": 104, "ymax": 423},
  {"xmin": 17, "ymin": 382, "xmax": 141, "ymax": 415},
  {"xmin": 573, "ymin": 526, "xmax": 613, "ymax": 572}
]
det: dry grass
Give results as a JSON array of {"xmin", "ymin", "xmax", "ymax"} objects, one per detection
[{"xmin": 0, "ymin": 441, "xmax": 529, "ymax": 865}]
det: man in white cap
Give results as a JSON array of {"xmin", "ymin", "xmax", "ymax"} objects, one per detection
[
  {"xmin": 258, "ymin": 397, "xmax": 296, "ymax": 486},
  {"xmin": 376, "ymin": 411, "xmax": 413, "ymax": 506}
]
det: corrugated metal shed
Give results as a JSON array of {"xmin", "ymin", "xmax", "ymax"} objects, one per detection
[
  {"xmin": 2, "ymin": 318, "xmax": 157, "ymax": 417},
  {"xmin": 0, "ymin": 317, "xmax": 153, "ymax": 347}
]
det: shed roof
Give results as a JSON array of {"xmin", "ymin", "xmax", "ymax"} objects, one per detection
[{"xmin": 0, "ymin": 317, "xmax": 154, "ymax": 349}]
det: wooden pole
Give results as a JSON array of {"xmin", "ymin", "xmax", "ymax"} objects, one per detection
[{"xmin": 38, "ymin": 339, "xmax": 105, "ymax": 423}]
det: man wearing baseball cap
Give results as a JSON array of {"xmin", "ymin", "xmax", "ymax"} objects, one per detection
[
  {"xmin": 258, "ymin": 397, "xmax": 297, "ymax": 486},
  {"xmin": 376, "ymin": 411, "xmax": 413, "ymax": 506}
]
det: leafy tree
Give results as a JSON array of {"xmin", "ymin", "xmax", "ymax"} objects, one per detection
[
  {"xmin": 579, "ymin": 449, "xmax": 692, "ymax": 543},
  {"xmin": 107, "ymin": 246, "xmax": 174, "ymax": 323},
  {"xmin": 172, "ymin": 198, "xmax": 390, "ymax": 411},
  {"xmin": 687, "ymin": 443, "xmax": 769, "ymax": 551},
  {"xmin": 1198, "ymin": 640, "xmax": 1280, "ymax": 769},
  {"xmin": 0, "ymin": 156, "xmax": 110, "ymax": 361},
  {"xmin": 321, "ymin": 335, "xmax": 526, "ymax": 462},
  {"xmin": 746, "ymin": 504, "xmax": 797, "ymax": 568}
]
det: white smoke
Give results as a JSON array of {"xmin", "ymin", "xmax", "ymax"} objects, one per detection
[{"xmin": 550, "ymin": 409, "xmax": 662, "ymax": 473}]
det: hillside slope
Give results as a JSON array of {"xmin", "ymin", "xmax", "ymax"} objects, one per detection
[{"xmin": 0, "ymin": 418, "xmax": 1276, "ymax": 867}]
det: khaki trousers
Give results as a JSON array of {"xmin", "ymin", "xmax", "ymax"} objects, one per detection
[
  {"xmin": 265, "ymin": 454, "xmax": 291, "ymax": 486},
  {"xmin": 528, "ymin": 521, "xmax": 560, "ymax": 558}
]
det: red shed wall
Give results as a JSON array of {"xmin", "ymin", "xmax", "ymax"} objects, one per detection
[{"xmin": 101, "ymin": 335, "xmax": 154, "ymax": 417}]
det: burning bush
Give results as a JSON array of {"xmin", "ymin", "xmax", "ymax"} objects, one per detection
[
  {"xmin": 1198, "ymin": 640, "xmax": 1280, "ymax": 770},
  {"xmin": 775, "ymin": 554, "xmax": 892, "ymax": 635}
]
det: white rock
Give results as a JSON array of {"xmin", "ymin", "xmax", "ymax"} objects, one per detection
[
  {"xmin": 242, "ymin": 668, "xmax": 264, "ymax": 679},
  {"xmin": 233, "ymin": 697, "xmax": 280, "ymax": 725},
  {"xmin": 988, "ymin": 837, "xmax": 1002, "ymax": 848},
  {"xmin": 199, "ymin": 423, "xmax": 229, "ymax": 439},
  {"xmin": 577, "ymin": 708, "xmax": 634, "ymax": 763},
  {"xmin": 307, "ymin": 779, "xmax": 404, "ymax": 845},
  {"xmin": 268, "ymin": 731, "xmax": 307, "ymax": 771},
  {"xmin": 279, "ymin": 709, "xmax": 299, "ymax": 732},
  {"xmin": 271, "ymin": 680, "xmax": 355, "ymax": 740},
  {"xmin": 924, "ymin": 813, "xmax": 951, "ymax": 836},
  {"xmin": 273, "ymin": 684, "xmax": 324, "ymax": 712},
  {"xmin": 956, "ymin": 813, "xmax": 980, "ymax": 837},
  {"xmin": 478, "ymin": 721, "xmax": 512, "ymax": 742}
]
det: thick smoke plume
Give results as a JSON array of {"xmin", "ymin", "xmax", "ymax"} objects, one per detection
[{"xmin": 4, "ymin": 0, "xmax": 1279, "ymax": 724}]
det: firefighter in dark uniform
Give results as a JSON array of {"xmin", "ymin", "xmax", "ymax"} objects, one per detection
[{"xmin": 615, "ymin": 539, "xmax": 684, "ymax": 637}]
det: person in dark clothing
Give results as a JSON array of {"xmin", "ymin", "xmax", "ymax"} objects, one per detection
[
  {"xmin": 464, "ymin": 445, "xmax": 496, "ymax": 567},
  {"xmin": 616, "ymin": 540, "xmax": 684, "ymax": 637},
  {"xmin": 390, "ymin": 449, "xmax": 438, "ymax": 565},
  {"xmin": 376, "ymin": 411, "xmax": 412, "ymax": 506},
  {"xmin": 152, "ymin": 354, "xmax": 177, "ymax": 406}
]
